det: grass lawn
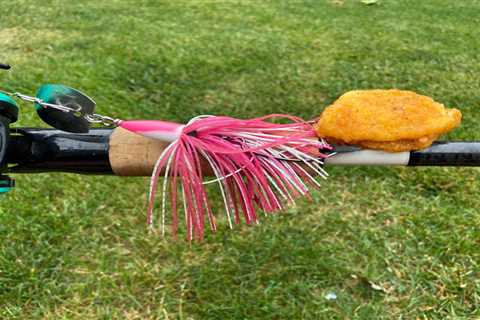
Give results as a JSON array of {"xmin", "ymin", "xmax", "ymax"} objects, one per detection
[{"xmin": 1, "ymin": 0, "xmax": 479, "ymax": 318}]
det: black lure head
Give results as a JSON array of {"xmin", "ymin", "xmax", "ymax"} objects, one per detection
[{"xmin": 35, "ymin": 84, "xmax": 96, "ymax": 133}]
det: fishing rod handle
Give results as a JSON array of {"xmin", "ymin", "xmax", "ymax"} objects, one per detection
[
  {"xmin": 7, "ymin": 128, "xmax": 112, "ymax": 174},
  {"xmin": 7, "ymin": 127, "xmax": 197, "ymax": 175}
]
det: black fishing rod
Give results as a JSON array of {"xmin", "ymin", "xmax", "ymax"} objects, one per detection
[
  {"xmin": 5, "ymin": 128, "xmax": 480, "ymax": 173},
  {"xmin": 7, "ymin": 128, "xmax": 112, "ymax": 174}
]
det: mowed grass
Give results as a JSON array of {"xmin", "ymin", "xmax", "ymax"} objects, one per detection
[{"xmin": 1, "ymin": 0, "xmax": 479, "ymax": 318}]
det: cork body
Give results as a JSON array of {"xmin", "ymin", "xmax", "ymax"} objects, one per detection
[{"xmin": 109, "ymin": 127, "xmax": 170, "ymax": 176}]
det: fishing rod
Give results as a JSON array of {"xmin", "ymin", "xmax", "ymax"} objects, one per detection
[
  {"xmin": 5, "ymin": 128, "xmax": 480, "ymax": 176},
  {"xmin": 1, "ymin": 63, "xmax": 478, "ymax": 239}
]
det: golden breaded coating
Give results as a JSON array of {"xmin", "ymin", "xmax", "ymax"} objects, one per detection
[{"xmin": 315, "ymin": 89, "xmax": 462, "ymax": 152}]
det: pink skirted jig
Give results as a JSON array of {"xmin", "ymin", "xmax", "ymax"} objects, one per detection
[{"xmin": 120, "ymin": 114, "xmax": 331, "ymax": 241}]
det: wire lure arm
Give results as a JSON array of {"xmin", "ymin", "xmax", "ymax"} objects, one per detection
[
  {"xmin": 0, "ymin": 85, "xmax": 121, "ymax": 133},
  {"xmin": 1, "ymin": 65, "xmax": 120, "ymax": 132}
]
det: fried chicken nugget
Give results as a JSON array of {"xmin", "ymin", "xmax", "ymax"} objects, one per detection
[{"xmin": 315, "ymin": 89, "xmax": 462, "ymax": 152}]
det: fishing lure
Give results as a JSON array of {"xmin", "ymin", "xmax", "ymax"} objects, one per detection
[
  {"xmin": 120, "ymin": 117, "xmax": 330, "ymax": 239},
  {"xmin": 0, "ymin": 82, "xmax": 331, "ymax": 240}
]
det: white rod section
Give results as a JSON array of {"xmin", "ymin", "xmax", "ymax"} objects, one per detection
[{"xmin": 324, "ymin": 150, "xmax": 410, "ymax": 166}]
